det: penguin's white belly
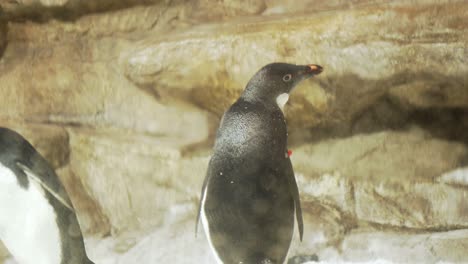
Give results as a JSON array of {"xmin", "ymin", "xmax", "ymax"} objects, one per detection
[{"xmin": 0, "ymin": 164, "xmax": 62, "ymax": 264}]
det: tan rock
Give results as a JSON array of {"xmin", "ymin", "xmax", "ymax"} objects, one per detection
[
  {"xmin": 3, "ymin": 1, "xmax": 466, "ymax": 129},
  {"xmin": 333, "ymin": 228, "xmax": 468, "ymax": 263},
  {"xmin": 12, "ymin": 0, "xmax": 68, "ymax": 6},
  {"xmin": 0, "ymin": 242, "xmax": 9, "ymax": 264},
  {"xmin": 294, "ymin": 127, "xmax": 468, "ymax": 228},
  {"xmin": 0, "ymin": 0, "xmax": 164, "ymax": 24},
  {"xmin": 389, "ymin": 79, "xmax": 468, "ymax": 109},
  {"xmin": 39, "ymin": 0, "xmax": 67, "ymax": 6},
  {"xmin": 124, "ymin": 2, "xmax": 468, "ymax": 126},
  {"xmin": 56, "ymin": 166, "xmax": 111, "ymax": 235},
  {"xmin": 0, "ymin": 8, "xmax": 6, "ymax": 59},
  {"xmin": 6, "ymin": 2, "xmax": 170, "ymax": 41},
  {"xmin": 290, "ymin": 200, "xmax": 354, "ymax": 257},
  {"xmin": 263, "ymin": 0, "xmax": 468, "ymax": 15},
  {"xmin": 294, "ymin": 127, "xmax": 466, "ymax": 182},
  {"xmin": 193, "ymin": 0, "xmax": 266, "ymax": 19},
  {"xmin": 0, "ymin": 41, "xmax": 210, "ymax": 147},
  {"xmin": 0, "ymin": 0, "xmax": 467, "ymax": 261},
  {"xmin": 67, "ymin": 127, "xmax": 210, "ymax": 234}
]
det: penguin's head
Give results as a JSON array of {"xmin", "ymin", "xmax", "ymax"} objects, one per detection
[{"xmin": 242, "ymin": 63, "xmax": 323, "ymax": 108}]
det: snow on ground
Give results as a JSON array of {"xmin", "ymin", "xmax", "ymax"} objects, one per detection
[
  {"xmin": 2, "ymin": 232, "xmax": 460, "ymax": 264},
  {"xmin": 438, "ymin": 167, "xmax": 468, "ymax": 186},
  {"xmin": 86, "ymin": 224, "xmax": 216, "ymax": 264},
  {"xmin": 2, "ymin": 201, "xmax": 466, "ymax": 263},
  {"xmin": 84, "ymin": 201, "xmax": 217, "ymax": 264}
]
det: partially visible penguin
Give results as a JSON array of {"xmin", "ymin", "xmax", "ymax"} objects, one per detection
[
  {"xmin": 196, "ymin": 63, "xmax": 323, "ymax": 264},
  {"xmin": 0, "ymin": 127, "xmax": 94, "ymax": 264}
]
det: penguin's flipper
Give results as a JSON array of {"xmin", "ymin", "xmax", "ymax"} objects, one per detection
[
  {"xmin": 195, "ymin": 170, "xmax": 210, "ymax": 237},
  {"xmin": 285, "ymin": 160, "xmax": 303, "ymax": 241},
  {"xmin": 16, "ymin": 162, "xmax": 74, "ymax": 212},
  {"xmin": 291, "ymin": 174, "xmax": 304, "ymax": 241}
]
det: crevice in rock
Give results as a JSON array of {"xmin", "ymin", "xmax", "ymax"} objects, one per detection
[
  {"xmin": 409, "ymin": 107, "xmax": 468, "ymax": 147},
  {"xmin": 1, "ymin": 0, "xmax": 160, "ymax": 22},
  {"xmin": 22, "ymin": 116, "xmax": 99, "ymax": 129},
  {"xmin": 290, "ymin": 71, "xmax": 468, "ymax": 150},
  {"xmin": 136, "ymin": 71, "xmax": 467, "ymax": 147},
  {"xmin": 149, "ymin": 0, "xmax": 172, "ymax": 30},
  {"xmin": 371, "ymin": 188, "xmax": 424, "ymax": 227},
  {"xmin": 58, "ymin": 126, "xmax": 71, "ymax": 168},
  {"xmin": 347, "ymin": 180, "xmax": 356, "ymax": 217},
  {"xmin": 304, "ymin": 197, "xmax": 359, "ymax": 235},
  {"xmin": 360, "ymin": 220, "xmax": 468, "ymax": 234},
  {"xmin": 0, "ymin": 7, "xmax": 7, "ymax": 59},
  {"xmin": 302, "ymin": 102, "xmax": 468, "ymax": 149}
]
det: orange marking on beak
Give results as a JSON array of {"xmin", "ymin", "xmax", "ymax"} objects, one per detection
[
  {"xmin": 309, "ymin": 65, "xmax": 319, "ymax": 71},
  {"xmin": 308, "ymin": 64, "xmax": 323, "ymax": 74}
]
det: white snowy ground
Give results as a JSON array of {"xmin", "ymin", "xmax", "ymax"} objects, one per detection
[
  {"xmin": 1, "ymin": 203, "xmax": 403, "ymax": 264},
  {"xmin": 3, "ymin": 202, "xmax": 468, "ymax": 264},
  {"xmin": 4, "ymin": 167, "xmax": 468, "ymax": 264},
  {"xmin": 2, "ymin": 227, "xmax": 465, "ymax": 264},
  {"xmin": 3, "ymin": 206, "xmax": 468, "ymax": 264}
]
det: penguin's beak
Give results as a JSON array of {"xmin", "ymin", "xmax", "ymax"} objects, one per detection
[
  {"xmin": 306, "ymin": 64, "xmax": 323, "ymax": 75},
  {"xmin": 295, "ymin": 64, "xmax": 323, "ymax": 84}
]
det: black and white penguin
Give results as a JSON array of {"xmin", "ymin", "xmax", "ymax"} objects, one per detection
[
  {"xmin": 0, "ymin": 127, "xmax": 94, "ymax": 264},
  {"xmin": 196, "ymin": 63, "xmax": 323, "ymax": 264}
]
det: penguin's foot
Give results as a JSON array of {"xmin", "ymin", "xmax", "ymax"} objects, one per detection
[{"xmin": 287, "ymin": 254, "xmax": 319, "ymax": 264}]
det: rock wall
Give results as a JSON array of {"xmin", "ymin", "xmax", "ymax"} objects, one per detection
[{"xmin": 0, "ymin": 0, "xmax": 467, "ymax": 263}]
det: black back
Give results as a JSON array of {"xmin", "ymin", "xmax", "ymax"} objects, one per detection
[
  {"xmin": 0, "ymin": 127, "xmax": 94, "ymax": 264},
  {"xmin": 199, "ymin": 98, "xmax": 302, "ymax": 264},
  {"xmin": 196, "ymin": 62, "xmax": 322, "ymax": 264}
]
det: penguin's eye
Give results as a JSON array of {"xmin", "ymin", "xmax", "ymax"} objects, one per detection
[{"xmin": 282, "ymin": 74, "xmax": 292, "ymax": 82}]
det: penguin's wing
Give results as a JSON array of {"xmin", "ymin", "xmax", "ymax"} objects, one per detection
[
  {"xmin": 195, "ymin": 169, "xmax": 210, "ymax": 237},
  {"xmin": 16, "ymin": 161, "xmax": 74, "ymax": 212},
  {"xmin": 285, "ymin": 159, "xmax": 304, "ymax": 241},
  {"xmin": 0, "ymin": 128, "xmax": 75, "ymax": 212}
]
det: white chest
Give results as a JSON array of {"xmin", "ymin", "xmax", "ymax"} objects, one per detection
[
  {"xmin": 0, "ymin": 163, "xmax": 62, "ymax": 264},
  {"xmin": 276, "ymin": 93, "xmax": 289, "ymax": 112}
]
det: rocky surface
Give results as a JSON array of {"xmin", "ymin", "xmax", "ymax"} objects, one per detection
[
  {"xmin": 0, "ymin": 0, "xmax": 467, "ymax": 263},
  {"xmin": 0, "ymin": 5, "xmax": 7, "ymax": 58},
  {"xmin": 333, "ymin": 228, "xmax": 468, "ymax": 263},
  {"xmin": 0, "ymin": 244, "xmax": 7, "ymax": 264}
]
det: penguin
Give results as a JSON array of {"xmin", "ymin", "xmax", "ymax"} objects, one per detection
[
  {"xmin": 196, "ymin": 63, "xmax": 323, "ymax": 264},
  {"xmin": 0, "ymin": 127, "xmax": 94, "ymax": 264}
]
